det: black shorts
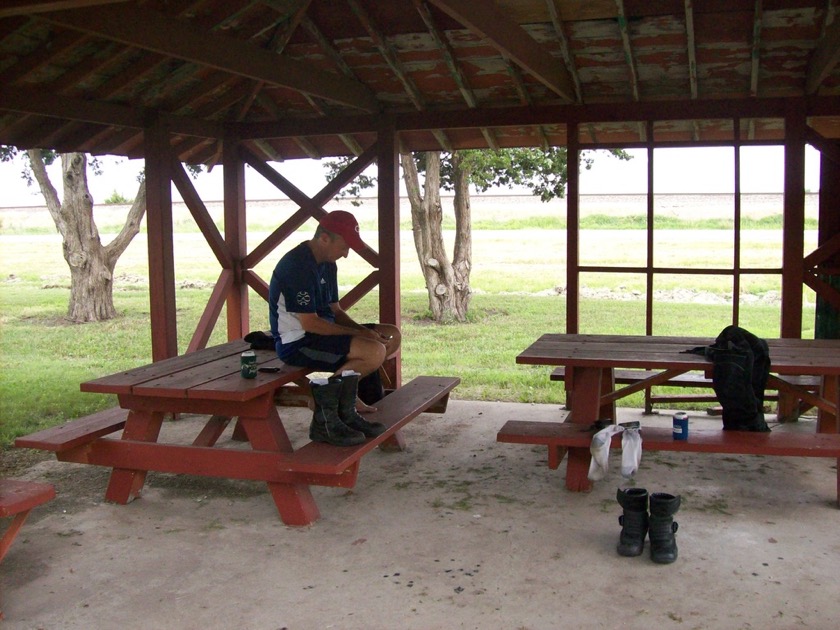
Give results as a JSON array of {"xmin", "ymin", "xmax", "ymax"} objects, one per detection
[{"xmin": 281, "ymin": 324, "xmax": 377, "ymax": 372}]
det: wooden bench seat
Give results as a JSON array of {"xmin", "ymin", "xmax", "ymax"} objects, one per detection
[
  {"xmin": 549, "ymin": 367, "xmax": 819, "ymax": 419},
  {"xmin": 284, "ymin": 376, "xmax": 461, "ymax": 483},
  {"xmin": 1, "ymin": 479, "xmax": 56, "ymax": 563},
  {"xmin": 14, "ymin": 407, "xmax": 128, "ymax": 452},
  {"xmin": 497, "ymin": 419, "xmax": 840, "ymax": 506}
]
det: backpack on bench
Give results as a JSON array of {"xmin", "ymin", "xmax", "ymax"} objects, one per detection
[{"xmin": 689, "ymin": 326, "xmax": 771, "ymax": 432}]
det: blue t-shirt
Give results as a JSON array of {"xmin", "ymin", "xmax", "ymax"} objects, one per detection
[{"xmin": 268, "ymin": 241, "xmax": 339, "ymax": 359}]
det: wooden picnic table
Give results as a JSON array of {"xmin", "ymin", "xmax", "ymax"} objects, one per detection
[
  {"xmin": 504, "ymin": 334, "xmax": 840, "ymax": 499},
  {"xmin": 15, "ymin": 340, "xmax": 459, "ymax": 526},
  {"xmin": 517, "ymin": 334, "xmax": 840, "ymax": 431}
]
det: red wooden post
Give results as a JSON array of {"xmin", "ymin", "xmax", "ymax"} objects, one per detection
[
  {"xmin": 144, "ymin": 119, "xmax": 178, "ymax": 360},
  {"xmin": 223, "ymin": 134, "xmax": 248, "ymax": 340},
  {"xmin": 566, "ymin": 121, "xmax": 580, "ymax": 334},
  {"xmin": 781, "ymin": 103, "xmax": 806, "ymax": 337},
  {"xmin": 377, "ymin": 118, "xmax": 401, "ymax": 387}
]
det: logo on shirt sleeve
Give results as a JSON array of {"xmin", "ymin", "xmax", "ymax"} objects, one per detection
[{"xmin": 296, "ymin": 291, "xmax": 311, "ymax": 306}]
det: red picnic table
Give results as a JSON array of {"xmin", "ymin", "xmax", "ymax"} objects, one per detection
[
  {"xmin": 15, "ymin": 341, "xmax": 459, "ymax": 525},
  {"xmin": 498, "ymin": 334, "xmax": 840, "ymax": 503}
]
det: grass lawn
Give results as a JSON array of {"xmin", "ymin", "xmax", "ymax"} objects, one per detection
[{"xmin": 0, "ymin": 203, "xmax": 819, "ymax": 446}]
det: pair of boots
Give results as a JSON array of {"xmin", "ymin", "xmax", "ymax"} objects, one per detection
[
  {"xmin": 309, "ymin": 372, "xmax": 386, "ymax": 447},
  {"xmin": 616, "ymin": 488, "xmax": 681, "ymax": 564}
]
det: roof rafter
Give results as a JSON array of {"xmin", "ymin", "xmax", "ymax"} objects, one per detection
[
  {"xmin": 683, "ymin": 0, "xmax": 701, "ymax": 140},
  {"xmin": 545, "ymin": 0, "xmax": 582, "ymax": 103},
  {"xmin": 0, "ymin": 0, "xmax": 128, "ymax": 18},
  {"xmin": 806, "ymin": 5, "xmax": 840, "ymax": 94},
  {"xmin": 428, "ymin": 0, "xmax": 575, "ymax": 102},
  {"xmin": 503, "ymin": 56, "xmax": 550, "ymax": 150},
  {"xmin": 299, "ymin": 16, "xmax": 365, "ymax": 155},
  {"xmin": 413, "ymin": 0, "xmax": 499, "ymax": 150},
  {"xmin": 614, "ymin": 0, "xmax": 640, "ymax": 102},
  {"xmin": 0, "ymin": 84, "xmax": 222, "ymax": 138},
  {"xmin": 38, "ymin": 3, "xmax": 379, "ymax": 112},
  {"xmin": 347, "ymin": 0, "xmax": 452, "ymax": 152},
  {"xmin": 684, "ymin": 0, "xmax": 698, "ymax": 99}
]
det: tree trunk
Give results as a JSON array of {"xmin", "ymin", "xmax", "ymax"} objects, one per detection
[
  {"xmin": 401, "ymin": 151, "xmax": 472, "ymax": 323},
  {"xmin": 27, "ymin": 151, "xmax": 146, "ymax": 323},
  {"xmin": 451, "ymin": 152, "xmax": 473, "ymax": 320}
]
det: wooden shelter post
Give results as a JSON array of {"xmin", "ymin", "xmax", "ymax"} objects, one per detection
[
  {"xmin": 377, "ymin": 119, "xmax": 401, "ymax": 386},
  {"xmin": 144, "ymin": 119, "xmax": 178, "ymax": 360},
  {"xmin": 781, "ymin": 103, "xmax": 807, "ymax": 337},
  {"xmin": 223, "ymin": 134, "xmax": 248, "ymax": 340},
  {"xmin": 566, "ymin": 122, "xmax": 580, "ymax": 333}
]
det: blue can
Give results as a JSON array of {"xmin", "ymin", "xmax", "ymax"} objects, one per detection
[{"xmin": 672, "ymin": 411, "xmax": 689, "ymax": 440}]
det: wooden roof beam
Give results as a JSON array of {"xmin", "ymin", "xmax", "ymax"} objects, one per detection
[
  {"xmin": 684, "ymin": 0, "xmax": 698, "ymax": 99},
  {"xmin": 806, "ymin": 5, "xmax": 840, "ymax": 94},
  {"xmin": 301, "ymin": 93, "xmax": 364, "ymax": 156},
  {"xmin": 413, "ymin": 0, "xmax": 498, "ymax": 150},
  {"xmin": 0, "ymin": 0, "xmax": 128, "ymax": 18},
  {"xmin": 0, "ymin": 84, "xmax": 223, "ymax": 138},
  {"xmin": 298, "ymin": 16, "xmax": 364, "ymax": 155},
  {"xmin": 0, "ymin": 30, "xmax": 88, "ymax": 85},
  {"xmin": 749, "ymin": 0, "xmax": 763, "ymax": 98},
  {"xmin": 545, "ymin": 0, "xmax": 582, "ymax": 103},
  {"xmin": 38, "ymin": 3, "xmax": 379, "ymax": 112},
  {"xmin": 347, "ymin": 0, "xmax": 452, "ymax": 152},
  {"xmin": 347, "ymin": 0, "xmax": 424, "ymax": 110},
  {"xmin": 235, "ymin": 95, "xmax": 840, "ymax": 140},
  {"xmin": 300, "ymin": 15, "xmax": 358, "ymax": 79},
  {"xmin": 615, "ymin": 0, "xmax": 639, "ymax": 102},
  {"xmin": 233, "ymin": 0, "xmax": 312, "ymax": 122},
  {"xmin": 428, "ymin": 0, "xmax": 575, "ymax": 102},
  {"xmin": 745, "ymin": 0, "xmax": 764, "ymax": 140},
  {"xmin": 503, "ymin": 58, "xmax": 549, "ymax": 150},
  {"xmin": 683, "ymin": 0, "xmax": 700, "ymax": 141},
  {"xmin": 614, "ymin": 0, "xmax": 645, "ymax": 141}
]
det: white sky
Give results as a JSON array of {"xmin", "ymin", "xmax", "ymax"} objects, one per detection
[{"xmin": 0, "ymin": 145, "xmax": 822, "ymax": 207}]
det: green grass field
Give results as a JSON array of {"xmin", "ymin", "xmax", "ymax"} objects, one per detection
[{"xmin": 0, "ymin": 200, "xmax": 819, "ymax": 446}]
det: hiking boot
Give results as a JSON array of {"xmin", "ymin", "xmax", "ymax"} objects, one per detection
[
  {"xmin": 309, "ymin": 379, "xmax": 366, "ymax": 447},
  {"xmin": 616, "ymin": 487, "xmax": 649, "ymax": 557},
  {"xmin": 649, "ymin": 492, "xmax": 681, "ymax": 564},
  {"xmin": 331, "ymin": 372, "xmax": 386, "ymax": 438}
]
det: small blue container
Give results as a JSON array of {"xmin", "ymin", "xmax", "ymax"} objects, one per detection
[{"xmin": 672, "ymin": 411, "xmax": 689, "ymax": 440}]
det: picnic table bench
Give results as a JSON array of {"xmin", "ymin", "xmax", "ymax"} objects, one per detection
[
  {"xmin": 497, "ymin": 421, "xmax": 840, "ymax": 505},
  {"xmin": 1, "ymin": 478, "xmax": 56, "ymax": 619},
  {"xmin": 15, "ymin": 340, "xmax": 459, "ymax": 526},
  {"xmin": 501, "ymin": 334, "xmax": 840, "ymax": 506},
  {"xmin": 549, "ymin": 367, "xmax": 820, "ymax": 420},
  {"xmin": 1, "ymin": 478, "xmax": 56, "ymax": 563}
]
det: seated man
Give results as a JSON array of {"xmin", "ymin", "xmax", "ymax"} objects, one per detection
[{"xmin": 268, "ymin": 210, "xmax": 401, "ymax": 446}]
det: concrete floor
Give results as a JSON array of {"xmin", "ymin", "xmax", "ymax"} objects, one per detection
[{"xmin": 2, "ymin": 400, "xmax": 839, "ymax": 629}]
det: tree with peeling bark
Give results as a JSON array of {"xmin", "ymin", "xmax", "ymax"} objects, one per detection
[
  {"xmin": 401, "ymin": 151, "xmax": 472, "ymax": 323},
  {"xmin": 1, "ymin": 148, "xmax": 146, "ymax": 322},
  {"xmin": 401, "ymin": 148, "xmax": 630, "ymax": 323},
  {"xmin": 330, "ymin": 147, "xmax": 630, "ymax": 324}
]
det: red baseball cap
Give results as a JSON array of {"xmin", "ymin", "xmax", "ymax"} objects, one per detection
[{"xmin": 319, "ymin": 210, "xmax": 367, "ymax": 251}]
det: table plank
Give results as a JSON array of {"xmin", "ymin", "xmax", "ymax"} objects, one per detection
[
  {"xmin": 81, "ymin": 341, "xmax": 249, "ymax": 395},
  {"xmin": 517, "ymin": 334, "xmax": 840, "ymax": 375}
]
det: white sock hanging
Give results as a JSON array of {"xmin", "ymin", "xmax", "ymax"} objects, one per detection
[{"xmin": 588, "ymin": 424, "xmax": 625, "ymax": 481}]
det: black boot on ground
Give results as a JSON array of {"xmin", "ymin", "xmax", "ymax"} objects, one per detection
[
  {"xmin": 616, "ymin": 487, "xmax": 649, "ymax": 557},
  {"xmin": 309, "ymin": 380, "xmax": 366, "ymax": 447},
  {"xmin": 649, "ymin": 492, "xmax": 681, "ymax": 564},
  {"xmin": 331, "ymin": 373, "xmax": 386, "ymax": 438}
]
